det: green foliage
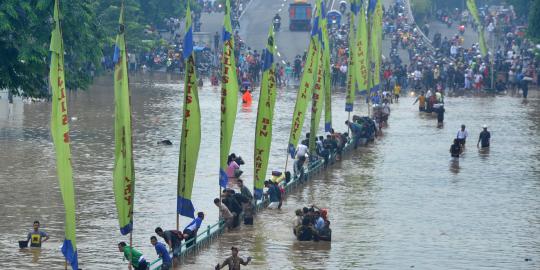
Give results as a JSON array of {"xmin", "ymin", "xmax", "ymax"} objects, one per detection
[
  {"xmin": 1, "ymin": 0, "xmax": 193, "ymax": 97},
  {"xmin": 0, "ymin": 0, "xmax": 105, "ymax": 97},
  {"xmin": 505, "ymin": 0, "xmax": 531, "ymax": 19},
  {"xmin": 95, "ymin": 0, "xmax": 153, "ymax": 54},
  {"xmin": 411, "ymin": 0, "xmax": 431, "ymax": 22},
  {"xmin": 527, "ymin": 0, "xmax": 540, "ymax": 42}
]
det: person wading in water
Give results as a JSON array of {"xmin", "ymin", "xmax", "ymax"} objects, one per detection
[
  {"xmin": 456, "ymin": 124, "xmax": 468, "ymax": 151},
  {"xmin": 27, "ymin": 220, "xmax": 49, "ymax": 248},
  {"xmin": 477, "ymin": 125, "xmax": 491, "ymax": 148},
  {"xmin": 215, "ymin": 246, "xmax": 252, "ymax": 270},
  {"xmin": 450, "ymin": 139, "xmax": 462, "ymax": 158}
]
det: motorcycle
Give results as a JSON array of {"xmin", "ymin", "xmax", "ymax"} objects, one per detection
[
  {"xmin": 458, "ymin": 25, "xmax": 465, "ymax": 35},
  {"xmin": 273, "ymin": 18, "xmax": 281, "ymax": 32}
]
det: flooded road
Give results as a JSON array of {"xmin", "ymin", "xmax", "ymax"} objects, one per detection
[{"xmin": 1, "ymin": 73, "xmax": 539, "ymax": 269}]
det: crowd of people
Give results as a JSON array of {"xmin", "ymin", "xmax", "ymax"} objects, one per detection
[
  {"xmin": 382, "ymin": 1, "xmax": 539, "ymax": 99},
  {"xmin": 292, "ymin": 205, "xmax": 331, "ymax": 241},
  {"xmin": 116, "ymin": 212, "xmax": 205, "ymax": 270}
]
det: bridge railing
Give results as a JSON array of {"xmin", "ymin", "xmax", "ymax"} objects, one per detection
[{"xmin": 148, "ymin": 138, "xmax": 356, "ymax": 269}]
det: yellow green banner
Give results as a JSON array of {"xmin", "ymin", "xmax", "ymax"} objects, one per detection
[
  {"xmin": 371, "ymin": 0, "xmax": 382, "ymax": 92},
  {"xmin": 309, "ymin": 0, "xmax": 324, "ymax": 156},
  {"xmin": 113, "ymin": 3, "xmax": 135, "ymax": 235},
  {"xmin": 178, "ymin": 4, "xmax": 201, "ymax": 218},
  {"xmin": 345, "ymin": 12, "xmax": 357, "ymax": 112},
  {"xmin": 322, "ymin": 7, "xmax": 332, "ymax": 132},
  {"xmin": 254, "ymin": 26, "xmax": 277, "ymax": 199},
  {"xmin": 356, "ymin": 3, "xmax": 369, "ymax": 94},
  {"xmin": 49, "ymin": 0, "xmax": 78, "ymax": 268},
  {"xmin": 287, "ymin": 24, "xmax": 319, "ymax": 158},
  {"xmin": 479, "ymin": 28, "xmax": 488, "ymax": 56},
  {"xmin": 220, "ymin": 0, "xmax": 239, "ymax": 188},
  {"xmin": 466, "ymin": 0, "xmax": 488, "ymax": 56}
]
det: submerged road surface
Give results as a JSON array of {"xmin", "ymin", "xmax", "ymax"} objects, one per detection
[{"xmin": 1, "ymin": 2, "xmax": 539, "ymax": 270}]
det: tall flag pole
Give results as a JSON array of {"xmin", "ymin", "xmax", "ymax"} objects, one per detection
[
  {"xmin": 50, "ymin": 0, "xmax": 78, "ymax": 268},
  {"xmin": 286, "ymin": 0, "xmax": 320, "ymax": 166},
  {"xmin": 113, "ymin": 0, "xmax": 134, "ymax": 237},
  {"xmin": 322, "ymin": 1, "xmax": 332, "ymax": 132},
  {"xmin": 112, "ymin": 2, "xmax": 136, "ymax": 266},
  {"xmin": 309, "ymin": 0, "xmax": 325, "ymax": 158},
  {"xmin": 466, "ymin": 0, "xmax": 487, "ymax": 56},
  {"xmin": 345, "ymin": 0, "xmax": 359, "ymax": 113},
  {"xmin": 356, "ymin": 0, "xmax": 369, "ymax": 95},
  {"xmin": 219, "ymin": 0, "xmax": 240, "ymax": 189},
  {"xmin": 370, "ymin": 0, "xmax": 382, "ymax": 93},
  {"xmin": 177, "ymin": 3, "xmax": 201, "ymax": 223},
  {"xmin": 254, "ymin": 25, "xmax": 277, "ymax": 200}
]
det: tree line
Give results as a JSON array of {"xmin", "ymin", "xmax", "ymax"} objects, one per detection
[{"xmin": 0, "ymin": 0, "xmax": 192, "ymax": 98}]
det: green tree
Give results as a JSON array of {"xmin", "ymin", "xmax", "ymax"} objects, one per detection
[
  {"xmin": 0, "ymin": 0, "xmax": 105, "ymax": 97},
  {"xmin": 528, "ymin": 0, "xmax": 540, "ymax": 42},
  {"xmin": 1, "ymin": 0, "xmax": 194, "ymax": 98},
  {"xmin": 411, "ymin": 0, "xmax": 432, "ymax": 23},
  {"xmin": 95, "ymin": 0, "xmax": 153, "ymax": 54},
  {"xmin": 505, "ymin": 0, "xmax": 532, "ymax": 20}
]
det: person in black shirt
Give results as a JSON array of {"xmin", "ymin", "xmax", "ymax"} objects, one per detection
[
  {"xmin": 450, "ymin": 139, "xmax": 461, "ymax": 158},
  {"xmin": 222, "ymin": 189, "xmax": 242, "ymax": 228},
  {"xmin": 318, "ymin": 220, "xmax": 332, "ymax": 241},
  {"xmin": 296, "ymin": 217, "xmax": 318, "ymax": 241},
  {"xmin": 477, "ymin": 125, "xmax": 491, "ymax": 148}
]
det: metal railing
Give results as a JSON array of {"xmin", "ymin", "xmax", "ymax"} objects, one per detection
[
  {"xmin": 148, "ymin": 139, "xmax": 356, "ymax": 269},
  {"xmin": 403, "ymin": 0, "xmax": 435, "ymax": 51}
]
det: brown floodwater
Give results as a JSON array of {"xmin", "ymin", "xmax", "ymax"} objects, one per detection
[{"xmin": 1, "ymin": 73, "xmax": 539, "ymax": 269}]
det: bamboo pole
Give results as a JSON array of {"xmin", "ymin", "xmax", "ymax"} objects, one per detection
[
  {"xmin": 128, "ymin": 232, "xmax": 133, "ymax": 270},
  {"xmin": 284, "ymin": 152, "xmax": 290, "ymax": 173}
]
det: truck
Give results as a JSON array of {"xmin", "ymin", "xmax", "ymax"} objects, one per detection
[{"xmin": 288, "ymin": 0, "xmax": 312, "ymax": 31}]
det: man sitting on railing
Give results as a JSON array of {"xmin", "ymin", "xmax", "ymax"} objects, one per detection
[{"xmin": 184, "ymin": 212, "xmax": 205, "ymax": 249}]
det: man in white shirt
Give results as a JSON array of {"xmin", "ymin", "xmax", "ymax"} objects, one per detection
[
  {"xmin": 214, "ymin": 198, "xmax": 234, "ymax": 229},
  {"xmin": 450, "ymin": 45, "xmax": 458, "ymax": 57},
  {"xmin": 295, "ymin": 143, "xmax": 308, "ymax": 159},
  {"xmin": 456, "ymin": 124, "xmax": 468, "ymax": 148},
  {"xmin": 293, "ymin": 143, "xmax": 308, "ymax": 178}
]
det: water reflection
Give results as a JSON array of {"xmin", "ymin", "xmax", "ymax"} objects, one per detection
[{"xmin": 449, "ymin": 158, "xmax": 460, "ymax": 174}]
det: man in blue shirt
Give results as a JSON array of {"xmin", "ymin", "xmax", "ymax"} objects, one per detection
[
  {"xmin": 264, "ymin": 181, "xmax": 282, "ymax": 209},
  {"xmin": 345, "ymin": 120, "xmax": 363, "ymax": 149},
  {"xmin": 313, "ymin": 211, "xmax": 325, "ymax": 232},
  {"xmin": 151, "ymin": 236, "xmax": 172, "ymax": 270},
  {"xmin": 183, "ymin": 212, "xmax": 204, "ymax": 248}
]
